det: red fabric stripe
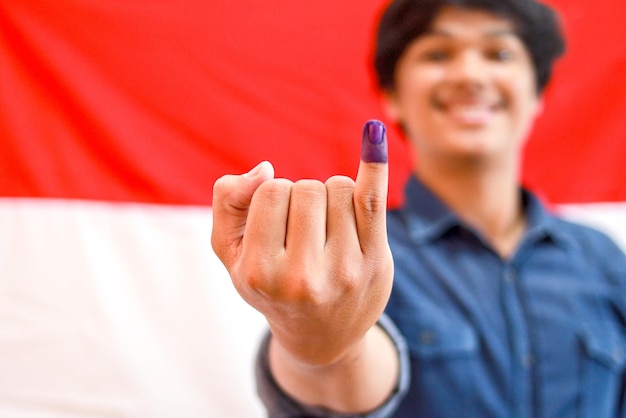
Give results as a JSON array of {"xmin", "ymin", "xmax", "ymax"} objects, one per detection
[{"xmin": 1, "ymin": 1, "xmax": 624, "ymax": 206}]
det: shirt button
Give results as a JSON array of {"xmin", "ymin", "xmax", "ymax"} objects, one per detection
[
  {"xmin": 419, "ymin": 330, "xmax": 436, "ymax": 345},
  {"xmin": 503, "ymin": 269, "xmax": 516, "ymax": 283},
  {"xmin": 521, "ymin": 353, "xmax": 535, "ymax": 368}
]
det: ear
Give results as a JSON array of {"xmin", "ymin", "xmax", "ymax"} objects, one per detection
[
  {"xmin": 381, "ymin": 89, "xmax": 403, "ymax": 124},
  {"xmin": 535, "ymin": 96, "xmax": 545, "ymax": 117}
]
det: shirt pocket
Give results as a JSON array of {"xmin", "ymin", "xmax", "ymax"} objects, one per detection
[
  {"xmin": 407, "ymin": 313, "xmax": 478, "ymax": 359},
  {"xmin": 397, "ymin": 308, "xmax": 481, "ymax": 413},
  {"xmin": 578, "ymin": 322, "xmax": 626, "ymax": 418}
]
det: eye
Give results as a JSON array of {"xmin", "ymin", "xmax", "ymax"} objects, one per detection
[
  {"xmin": 423, "ymin": 49, "xmax": 451, "ymax": 62},
  {"xmin": 487, "ymin": 48, "xmax": 515, "ymax": 62}
]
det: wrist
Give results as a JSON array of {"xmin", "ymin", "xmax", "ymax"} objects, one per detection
[{"xmin": 268, "ymin": 322, "xmax": 400, "ymax": 414}]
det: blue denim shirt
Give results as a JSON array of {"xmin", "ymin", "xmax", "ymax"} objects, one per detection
[{"xmin": 256, "ymin": 176, "xmax": 626, "ymax": 417}]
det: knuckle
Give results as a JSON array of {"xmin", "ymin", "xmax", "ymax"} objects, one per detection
[
  {"xmin": 235, "ymin": 255, "xmax": 277, "ymax": 295},
  {"xmin": 237, "ymin": 255, "xmax": 323, "ymax": 303},
  {"xmin": 276, "ymin": 257, "xmax": 336, "ymax": 306},
  {"xmin": 212, "ymin": 174, "xmax": 235, "ymax": 201},
  {"xmin": 364, "ymin": 247, "xmax": 394, "ymax": 279},
  {"xmin": 255, "ymin": 178, "xmax": 293, "ymax": 203},
  {"xmin": 325, "ymin": 175, "xmax": 355, "ymax": 191},
  {"xmin": 324, "ymin": 248, "xmax": 362, "ymax": 289},
  {"xmin": 334, "ymin": 267, "xmax": 361, "ymax": 294},
  {"xmin": 325, "ymin": 176, "xmax": 355, "ymax": 213},
  {"xmin": 279, "ymin": 260, "xmax": 323, "ymax": 302},
  {"xmin": 210, "ymin": 233, "xmax": 229, "ymax": 262},
  {"xmin": 292, "ymin": 179, "xmax": 326, "ymax": 201},
  {"xmin": 356, "ymin": 189, "xmax": 387, "ymax": 215}
]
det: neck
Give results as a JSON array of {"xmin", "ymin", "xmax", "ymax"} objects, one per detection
[{"xmin": 416, "ymin": 155, "xmax": 525, "ymax": 258}]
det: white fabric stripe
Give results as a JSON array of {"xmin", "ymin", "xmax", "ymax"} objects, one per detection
[
  {"xmin": 557, "ymin": 202, "xmax": 626, "ymax": 251},
  {"xmin": 0, "ymin": 199, "xmax": 266, "ymax": 418},
  {"xmin": 0, "ymin": 199, "xmax": 624, "ymax": 418}
]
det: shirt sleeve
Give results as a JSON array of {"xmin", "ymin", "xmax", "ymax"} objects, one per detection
[{"xmin": 255, "ymin": 314, "xmax": 410, "ymax": 418}]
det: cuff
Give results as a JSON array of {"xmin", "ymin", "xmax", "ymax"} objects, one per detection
[{"xmin": 255, "ymin": 313, "xmax": 410, "ymax": 418}]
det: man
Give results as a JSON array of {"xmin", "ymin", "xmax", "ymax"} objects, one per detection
[{"xmin": 212, "ymin": 0, "xmax": 626, "ymax": 416}]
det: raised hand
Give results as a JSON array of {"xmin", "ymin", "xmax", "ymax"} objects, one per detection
[{"xmin": 211, "ymin": 120, "xmax": 397, "ymax": 412}]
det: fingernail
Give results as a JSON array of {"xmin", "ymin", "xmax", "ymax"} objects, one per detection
[
  {"xmin": 244, "ymin": 161, "xmax": 265, "ymax": 178},
  {"xmin": 361, "ymin": 120, "xmax": 387, "ymax": 163}
]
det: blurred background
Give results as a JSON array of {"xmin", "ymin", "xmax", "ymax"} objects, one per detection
[{"xmin": 0, "ymin": 1, "xmax": 624, "ymax": 417}]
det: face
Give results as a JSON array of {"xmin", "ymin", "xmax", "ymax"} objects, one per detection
[{"xmin": 384, "ymin": 7, "xmax": 542, "ymax": 166}]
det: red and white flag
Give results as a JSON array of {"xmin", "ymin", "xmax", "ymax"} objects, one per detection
[{"xmin": 1, "ymin": 1, "xmax": 624, "ymax": 417}]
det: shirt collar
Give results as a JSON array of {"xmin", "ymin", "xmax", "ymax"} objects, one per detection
[
  {"xmin": 398, "ymin": 176, "xmax": 572, "ymax": 249},
  {"xmin": 521, "ymin": 188, "xmax": 575, "ymax": 250},
  {"xmin": 399, "ymin": 176, "xmax": 462, "ymax": 245}
]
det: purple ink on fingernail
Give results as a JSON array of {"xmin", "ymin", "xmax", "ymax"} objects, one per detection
[{"xmin": 361, "ymin": 120, "xmax": 388, "ymax": 163}]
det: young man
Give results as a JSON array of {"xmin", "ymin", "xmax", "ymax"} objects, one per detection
[{"xmin": 211, "ymin": 0, "xmax": 626, "ymax": 416}]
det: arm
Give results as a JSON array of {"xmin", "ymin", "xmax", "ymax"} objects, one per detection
[
  {"xmin": 256, "ymin": 313, "xmax": 410, "ymax": 417},
  {"xmin": 268, "ymin": 321, "xmax": 399, "ymax": 414},
  {"xmin": 211, "ymin": 121, "xmax": 400, "ymax": 414}
]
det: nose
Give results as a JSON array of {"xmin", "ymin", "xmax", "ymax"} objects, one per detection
[{"xmin": 446, "ymin": 50, "xmax": 488, "ymax": 88}]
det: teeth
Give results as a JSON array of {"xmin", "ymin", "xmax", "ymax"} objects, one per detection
[
  {"xmin": 452, "ymin": 105, "xmax": 489, "ymax": 112},
  {"xmin": 448, "ymin": 105, "xmax": 492, "ymax": 124}
]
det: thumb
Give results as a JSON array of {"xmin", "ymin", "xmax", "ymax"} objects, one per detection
[
  {"xmin": 354, "ymin": 120, "xmax": 389, "ymax": 254},
  {"xmin": 211, "ymin": 161, "xmax": 275, "ymax": 268}
]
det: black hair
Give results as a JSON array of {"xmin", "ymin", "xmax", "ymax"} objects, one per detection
[{"xmin": 373, "ymin": 0, "xmax": 566, "ymax": 93}]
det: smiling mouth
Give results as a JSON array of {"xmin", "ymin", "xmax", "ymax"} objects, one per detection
[{"xmin": 434, "ymin": 99, "xmax": 505, "ymax": 126}]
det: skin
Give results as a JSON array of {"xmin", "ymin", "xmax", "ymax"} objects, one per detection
[
  {"xmin": 211, "ymin": 140, "xmax": 398, "ymax": 412},
  {"xmin": 211, "ymin": 6, "xmax": 545, "ymax": 415},
  {"xmin": 385, "ymin": 6, "xmax": 543, "ymax": 256}
]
